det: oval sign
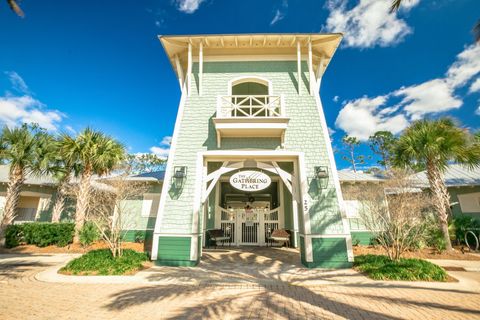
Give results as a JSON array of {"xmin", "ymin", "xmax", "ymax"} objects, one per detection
[{"xmin": 230, "ymin": 170, "xmax": 271, "ymax": 192}]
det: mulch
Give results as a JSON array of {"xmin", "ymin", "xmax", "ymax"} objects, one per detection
[
  {"xmin": 353, "ymin": 245, "xmax": 480, "ymax": 261},
  {"xmin": 0, "ymin": 241, "xmax": 146, "ymax": 254}
]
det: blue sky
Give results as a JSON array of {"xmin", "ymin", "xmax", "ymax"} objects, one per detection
[{"xmin": 0, "ymin": 0, "xmax": 479, "ymax": 170}]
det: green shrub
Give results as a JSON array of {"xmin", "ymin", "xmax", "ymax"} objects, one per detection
[
  {"xmin": 79, "ymin": 221, "xmax": 100, "ymax": 246},
  {"xmin": 5, "ymin": 224, "xmax": 22, "ymax": 248},
  {"xmin": 426, "ymin": 228, "xmax": 447, "ymax": 252},
  {"xmin": 354, "ymin": 254, "xmax": 448, "ymax": 281},
  {"xmin": 60, "ymin": 249, "xmax": 148, "ymax": 275},
  {"xmin": 5, "ymin": 222, "xmax": 75, "ymax": 248},
  {"xmin": 453, "ymin": 215, "xmax": 480, "ymax": 244}
]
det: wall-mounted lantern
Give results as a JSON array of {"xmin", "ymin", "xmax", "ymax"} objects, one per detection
[
  {"xmin": 172, "ymin": 166, "xmax": 187, "ymax": 189},
  {"xmin": 314, "ymin": 166, "xmax": 329, "ymax": 189}
]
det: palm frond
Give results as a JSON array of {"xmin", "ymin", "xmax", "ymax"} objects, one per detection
[
  {"xmin": 7, "ymin": 0, "xmax": 24, "ymax": 17},
  {"xmin": 389, "ymin": 0, "xmax": 402, "ymax": 13},
  {"xmin": 473, "ymin": 20, "xmax": 480, "ymax": 44}
]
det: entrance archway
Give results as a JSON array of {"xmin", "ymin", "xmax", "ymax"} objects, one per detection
[{"xmin": 199, "ymin": 158, "xmax": 302, "ymax": 250}]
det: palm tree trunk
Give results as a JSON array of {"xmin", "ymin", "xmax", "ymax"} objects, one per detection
[
  {"xmin": 0, "ymin": 165, "xmax": 25, "ymax": 243},
  {"xmin": 73, "ymin": 168, "xmax": 92, "ymax": 243},
  {"xmin": 51, "ymin": 175, "xmax": 71, "ymax": 222},
  {"xmin": 426, "ymin": 160, "xmax": 453, "ymax": 251}
]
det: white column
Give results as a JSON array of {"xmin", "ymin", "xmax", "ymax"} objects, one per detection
[
  {"xmin": 297, "ymin": 41, "xmax": 301, "ymax": 95},
  {"xmin": 187, "ymin": 42, "xmax": 192, "ymax": 96},
  {"xmin": 308, "ymin": 39, "xmax": 314, "ymax": 95},
  {"xmin": 199, "ymin": 41, "xmax": 203, "ymax": 96},
  {"xmin": 174, "ymin": 55, "xmax": 184, "ymax": 91},
  {"xmin": 315, "ymin": 55, "xmax": 324, "ymax": 92}
]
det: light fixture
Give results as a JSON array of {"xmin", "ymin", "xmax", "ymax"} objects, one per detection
[
  {"xmin": 314, "ymin": 166, "xmax": 329, "ymax": 189},
  {"xmin": 172, "ymin": 166, "xmax": 187, "ymax": 189}
]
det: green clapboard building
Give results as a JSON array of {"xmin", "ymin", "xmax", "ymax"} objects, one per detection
[{"xmin": 152, "ymin": 33, "xmax": 354, "ymax": 268}]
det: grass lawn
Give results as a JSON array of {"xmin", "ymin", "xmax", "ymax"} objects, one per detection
[
  {"xmin": 354, "ymin": 254, "xmax": 448, "ymax": 281},
  {"xmin": 59, "ymin": 249, "xmax": 149, "ymax": 275}
]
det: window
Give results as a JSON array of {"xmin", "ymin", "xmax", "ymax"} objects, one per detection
[
  {"xmin": 458, "ymin": 192, "xmax": 480, "ymax": 213},
  {"xmin": 141, "ymin": 194, "xmax": 160, "ymax": 217},
  {"xmin": 227, "ymin": 77, "xmax": 276, "ymax": 117},
  {"xmin": 344, "ymin": 200, "xmax": 360, "ymax": 218}
]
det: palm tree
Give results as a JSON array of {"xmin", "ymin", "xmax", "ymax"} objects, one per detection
[
  {"xmin": 0, "ymin": 124, "xmax": 55, "ymax": 241},
  {"xmin": 6, "ymin": 0, "xmax": 24, "ymax": 17},
  {"xmin": 390, "ymin": 1, "xmax": 479, "ymax": 43},
  {"xmin": 393, "ymin": 118, "xmax": 480, "ymax": 251},
  {"xmin": 49, "ymin": 135, "xmax": 79, "ymax": 222},
  {"xmin": 60, "ymin": 128, "xmax": 125, "ymax": 242}
]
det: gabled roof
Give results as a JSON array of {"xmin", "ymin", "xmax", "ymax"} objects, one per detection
[
  {"xmin": 337, "ymin": 169, "xmax": 386, "ymax": 183},
  {"xmin": 126, "ymin": 171, "xmax": 165, "ymax": 182},
  {"xmin": 412, "ymin": 164, "xmax": 480, "ymax": 188}
]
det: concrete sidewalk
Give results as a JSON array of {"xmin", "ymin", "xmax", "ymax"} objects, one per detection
[
  {"xmin": 2, "ymin": 251, "xmax": 480, "ymax": 319},
  {"xmin": 22, "ymin": 249, "xmax": 480, "ymax": 294}
]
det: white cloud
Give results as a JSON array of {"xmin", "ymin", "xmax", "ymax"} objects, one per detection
[
  {"xmin": 476, "ymin": 106, "xmax": 480, "ymax": 116},
  {"xmin": 335, "ymin": 95, "xmax": 409, "ymax": 140},
  {"xmin": 161, "ymin": 136, "xmax": 172, "ymax": 146},
  {"xmin": 270, "ymin": 9, "xmax": 284, "ymax": 25},
  {"xmin": 470, "ymin": 78, "xmax": 480, "ymax": 93},
  {"xmin": 333, "ymin": 95, "xmax": 339, "ymax": 102},
  {"xmin": 0, "ymin": 95, "xmax": 63, "ymax": 130},
  {"xmin": 175, "ymin": 0, "xmax": 204, "ymax": 14},
  {"xmin": 149, "ymin": 135, "xmax": 172, "ymax": 159},
  {"xmin": 324, "ymin": 0, "xmax": 419, "ymax": 48},
  {"xmin": 446, "ymin": 45, "xmax": 480, "ymax": 89},
  {"xmin": 335, "ymin": 43, "xmax": 480, "ymax": 139},
  {"xmin": 395, "ymin": 79, "xmax": 462, "ymax": 120},
  {"xmin": 5, "ymin": 71, "xmax": 30, "ymax": 94}
]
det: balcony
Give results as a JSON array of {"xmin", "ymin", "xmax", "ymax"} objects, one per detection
[{"xmin": 213, "ymin": 95, "xmax": 289, "ymax": 147}]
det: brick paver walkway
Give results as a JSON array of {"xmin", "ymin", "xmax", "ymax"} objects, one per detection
[{"xmin": 1, "ymin": 249, "xmax": 480, "ymax": 320}]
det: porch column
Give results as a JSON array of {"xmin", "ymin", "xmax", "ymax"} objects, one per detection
[
  {"xmin": 174, "ymin": 54, "xmax": 184, "ymax": 90},
  {"xmin": 308, "ymin": 39, "xmax": 314, "ymax": 95},
  {"xmin": 297, "ymin": 41, "xmax": 301, "ymax": 95},
  {"xmin": 187, "ymin": 42, "xmax": 192, "ymax": 96},
  {"xmin": 199, "ymin": 41, "xmax": 203, "ymax": 96}
]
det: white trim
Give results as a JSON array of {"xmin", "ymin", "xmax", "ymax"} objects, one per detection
[
  {"xmin": 302, "ymin": 234, "xmax": 352, "ymax": 239},
  {"xmin": 315, "ymin": 55, "xmax": 324, "ymax": 92},
  {"xmin": 190, "ymin": 153, "xmax": 205, "ymax": 261},
  {"xmin": 154, "ymin": 233, "xmax": 199, "ymax": 237},
  {"xmin": 308, "ymin": 39, "xmax": 314, "ymax": 96},
  {"xmin": 313, "ymin": 79, "xmax": 354, "ymax": 262},
  {"xmin": 194, "ymin": 55, "xmax": 311, "ymax": 62},
  {"xmin": 297, "ymin": 153, "xmax": 313, "ymax": 262},
  {"xmin": 187, "ymin": 42, "xmax": 192, "ymax": 96},
  {"xmin": 151, "ymin": 85, "xmax": 188, "ymax": 260},
  {"xmin": 227, "ymin": 76, "xmax": 272, "ymax": 96},
  {"xmin": 174, "ymin": 55, "xmax": 184, "ymax": 91},
  {"xmin": 199, "ymin": 42, "xmax": 203, "ymax": 96},
  {"xmin": 297, "ymin": 41, "xmax": 301, "ymax": 95}
]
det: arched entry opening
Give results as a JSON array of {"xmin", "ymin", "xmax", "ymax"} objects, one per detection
[{"xmin": 199, "ymin": 158, "xmax": 301, "ymax": 250}]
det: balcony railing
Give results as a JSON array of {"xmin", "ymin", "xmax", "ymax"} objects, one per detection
[{"xmin": 216, "ymin": 95, "xmax": 285, "ymax": 118}]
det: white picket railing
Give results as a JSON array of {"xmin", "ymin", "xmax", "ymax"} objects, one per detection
[{"xmin": 216, "ymin": 95, "xmax": 285, "ymax": 118}]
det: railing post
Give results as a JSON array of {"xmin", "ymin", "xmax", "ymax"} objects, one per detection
[{"xmin": 280, "ymin": 94, "xmax": 286, "ymax": 117}]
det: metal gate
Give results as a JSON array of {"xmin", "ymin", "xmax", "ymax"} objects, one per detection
[{"xmin": 216, "ymin": 205, "xmax": 281, "ymax": 246}]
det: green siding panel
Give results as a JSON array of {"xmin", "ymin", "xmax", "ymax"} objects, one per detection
[
  {"xmin": 308, "ymin": 237, "xmax": 351, "ymax": 269},
  {"xmin": 155, "ymin": 236, "xmax": 196, "ymax": 266}
]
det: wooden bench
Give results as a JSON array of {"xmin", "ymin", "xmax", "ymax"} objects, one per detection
[{"xmin": 206, "ymin": 229, "xmax": 231, "ymax": 248}]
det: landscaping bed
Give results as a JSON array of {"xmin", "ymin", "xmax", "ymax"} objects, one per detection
[
  {"xmin": 0, "ymin": 240, "xmax": 146, "ymax": 254},
  {"xmin": 354, "ymin": 245, "xmax": 480, "ymax": 261},
  {"xmin": 59, "ymin": 249, "xmax": 150, "ymax": 275},
  {"xmin": 354, "ymin": 254, "xmax": 451, "ymax": 282}
]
